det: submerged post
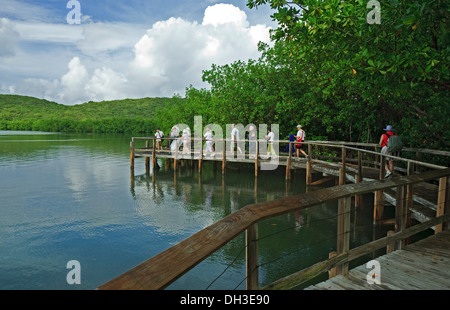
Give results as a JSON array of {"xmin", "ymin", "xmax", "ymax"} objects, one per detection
[
  {"xmin": 222, "ymin": 139, "xmax": 226, "ymax": 174},
  {"xmin": 286, "ymin": 141, "xmax": 292, "ymax": 180},
  {"xmin": 246, "ymin": 223, "xmax": 259, "ymax": 290},
  {"xmin": 130, "ymin": 139, "xmax": 135, "ymax": 171},
  {"xmin": 152, "ymin": 138, "xmax": 156, "ymax": 169}
]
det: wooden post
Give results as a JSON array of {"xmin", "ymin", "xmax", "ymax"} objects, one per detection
[
  {"xmin": 246, "ymin": 223, "xmax": 258, "ymax": 290},
  {"xmin": 436, "ymin": 176, "xmax": 448, "ymax": 234},
  {"xmin": 337, "ymin": 196, "xmax": 351, "ymax": 275},
  {"xmin": 198, "ymin": 138, "xmax": 203, "ymax": 173},
  {"xmin": 386, "ymin": 230, "xmax": 395, "ymax": 253},
  {"xmin": 145, "ymin": 140, "xmax": 150, "ymax": 174},
  {"xmin": 306, "ymin": 143, "xmax": 312, "ymax": 185},
  {"xmin": 374, "ymin": 146, "xmax": 379, "ymax": 168},
  {"xmin": 255, "ymin": 140, "xmax": 259, "ymax": 177},
  {"xmin": 339, "ymin": 147, "xmax": 346, "ymax": 186},
  {"xmin": 328, "ymin": 251, "xmax": 337, "ymax": 278},
  {"xmin": 406, "ymin": 162, "xmax": 414, "ymax": 229},
  {"xmin": 374, "ymin": 155, "xmax": 386, "ymax": 223},
  {"xmin": 174, "ymin": 141, "xmax": 178, "ymax": 171},
  {"xmin": 152, "ymin": 139, "xmax": 156, "ymax": 169},
  {"xmin": 130, "ymin": 140, "xmax": 135, "ymax": 170},
  {"xmin": 286, "ymin": 141, "xmax": 291, "ymax": 180},
  {"xmin": 222, "ymin": 139, "xmax": 226, "ymax": 174},
  {"xmin": 415, "ymin": 151, "xmax": 421, "ymax": 173},
  {"xmin": 355, "ymin": 150, "xmax": 363, "ymax": 208},
  {"xmin": 395, "ymin": 185, "xmax": 406, "ymax": 249}
]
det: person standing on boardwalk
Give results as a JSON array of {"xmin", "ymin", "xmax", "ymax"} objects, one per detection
[
  {"xmin": 182, "ymin": 127, "xmax": 191, "ymax": 155},
  {"xmin": 155, "ymin": 128, "xmax": 164, "ymax": 151},
  {"xmin": 248, "ymin": 125, "xmax": 257, "ymax": 159},
  {"xmin": 170, "ymin": 124, "xmax": 180, "ymax": 149},
  {"xmin": 266, "ymin": 128, "xmax": 276, "ymax": 157},
  {"xmin": 379, "ymin": 125, "xmax": 403, "ymax": 178},
  {"xmin": 204, "ymin": 127, "xmax": 214, "ymax": 157},
  {"xmin": 230, "ymin": 124, "xmax": 243, "ymax": 154},
  {"xmin": 295, "ymin": 125, "xmax": 308, "ymax": 158}
]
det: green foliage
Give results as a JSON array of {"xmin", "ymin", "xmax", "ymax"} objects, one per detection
[
  {"xmin": 243, "ymin": 0, "xmax": 449, "ymax": 149},
  {"xmin": 1, "ymin": 0, "xmax": 449, "ymax": 152},
  {"xmin": 153, "ymin": 0, "xmax": 449, "ymax": 151},
  {"xmin": 0, "ymin": 95, "xmax": 164, "ymax": 133}
]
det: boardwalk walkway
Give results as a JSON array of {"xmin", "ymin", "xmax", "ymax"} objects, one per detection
[
  {"xmin": 305, "ymin": 230, "xmax": 450, "ymax": 290},
  {"xmin": 103, "ymin": 138, "xmax": 450, "ymax": 290},
  {"xmin": 131, "ymin": 138, "xmax": 449, "ymax": 227}
]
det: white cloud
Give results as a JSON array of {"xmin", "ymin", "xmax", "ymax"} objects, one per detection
[
  {"xmin": 85, "ymin": 67, "xmax": 128, "ymax": 102},
  {"xmin": 202, "ymin": 3, "xmax": 249, "ymax": 28},
  {"xmin": 0, "ymin": 18, "xmax": 20, "ymax": 57},
  {"xmin": 60, "ymin": 57, "xmax": 90, "ymax": 104},
  {"xmin": 75, "ymin": 22, "xmax": 145, "ymax": 56},
  {"xmin": 129, "ymin": 4, "xmax": 272, "ymax": 98},
  {"xmin": 2, "ymin": 4, "xmax": 273, "ymax": 105}
]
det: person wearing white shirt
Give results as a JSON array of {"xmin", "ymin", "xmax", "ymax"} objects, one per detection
[
  {"xmin": 155, "ymin": 128, "xmax": 164, "ymax": 151},
  {"xmin": 295, "ymin": 125, "xmax": 308, "ymax": 158},
  {"xmin": 204, "ymin": 128, "xmax": 214, "ymax": 156},
  {"xmin": 182, "ymin": 127, "xmax": 191, "ymax": 155},
  {"xmin": 230, "ymin": 124, "xmax": 243, "ymax": 154},
  {"xmin": 266, "ymin": 129, "xmax": 276, "ymax": 156}
]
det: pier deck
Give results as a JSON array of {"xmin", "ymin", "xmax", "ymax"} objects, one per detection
[{"xmin": 305, "ymin": 230, "xmax": 450, "ymax": 290}]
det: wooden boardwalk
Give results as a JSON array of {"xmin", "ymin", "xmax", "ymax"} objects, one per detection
[
  {"xmin": 305, "ymin": 230, "xmax": 450, "ymax": 290},
  {"xmin": 131, "ymin": 138, "xmax": 448, "ymax": 228}
]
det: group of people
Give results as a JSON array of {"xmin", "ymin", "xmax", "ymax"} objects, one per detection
[
  {"xmin": 153, "ymin": 123, "xmax": 310, "ymax": 158},
  {"xmin": 154, "ymin": 123, "xmax": 401, "ymax": 177}
]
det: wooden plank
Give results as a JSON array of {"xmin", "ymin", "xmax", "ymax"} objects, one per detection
[
  {"xmin": 306, "ymin": 231, "xmax": 450, "ymax": 290},
  {"xmin": 262, "ymin": 214, "xmax": 450, "ymax": 290}
]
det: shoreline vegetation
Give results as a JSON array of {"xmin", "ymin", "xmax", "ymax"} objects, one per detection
[
  {"xmin": 0, "ymin": 94, "xmax": 172, "ymax": 134},
  {"xmin": 1, "ymin": 1, "xmax": 448, "ymax": 155}
]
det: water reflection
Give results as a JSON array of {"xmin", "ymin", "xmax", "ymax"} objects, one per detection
[
  {"xmin": 0, "ymin": 132, "xmax": 390, "ymax": 290},
  {"xmin": 129, "ymin": 160, "xmax": 337, "ymax": 289},
  {"xmin": 129, "ymin": 158, "xmax": 390, "ymax": 289}
]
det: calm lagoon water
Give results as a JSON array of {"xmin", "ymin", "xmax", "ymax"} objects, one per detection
[{"xmin": 0, "ymin": 131, "xmax": 385, "ymax": 290}]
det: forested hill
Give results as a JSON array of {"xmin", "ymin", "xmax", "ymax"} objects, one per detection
[{"xmin": 0, "ymin": 94, "xmax": 179, "ymax": 133}]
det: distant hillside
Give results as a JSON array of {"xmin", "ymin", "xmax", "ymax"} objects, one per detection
[{"xmin": 0, "ymin": 94, "xmax": 181, "ymax": 133}]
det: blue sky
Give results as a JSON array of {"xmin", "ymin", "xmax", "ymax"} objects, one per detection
[{"xmin": 0, "ymin": 0, "xmax": 276, "ymax": 105}]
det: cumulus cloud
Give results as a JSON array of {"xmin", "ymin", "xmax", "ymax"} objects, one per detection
[
  {"xmin": 128, "ymin": 4, "xmax": 272, "ymax": 99},
  {"xmin": 3, "ymin": 4, "xmax": 272, "ymax": 105},
  {"xmin": 0, "ymin": 18, "xmax": 19, "ymax": 57},
  {"xmin": 60, "ymin": 57, "xmax": 90, "ymax": 104}
]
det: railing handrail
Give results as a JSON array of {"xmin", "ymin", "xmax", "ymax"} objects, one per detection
[
  {"xmin": 132, "ymin": 136, "xmax": 450, "ymax": 156},
  {"xmin": 98, "ymin": 167, "xmax": 450, "ymax": 290},
  {"xmin": 131, "ymin": 137, "xmax": 449, "ymax": 170}
]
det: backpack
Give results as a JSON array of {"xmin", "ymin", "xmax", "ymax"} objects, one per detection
[{"xmin": 387, "ymin": 134, "xmax": 403, "ymax": 153}]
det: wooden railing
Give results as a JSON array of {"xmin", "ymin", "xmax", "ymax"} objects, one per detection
[{"xmin": 98, "ymin": 162, "xmax": 450, "ymax": 290}]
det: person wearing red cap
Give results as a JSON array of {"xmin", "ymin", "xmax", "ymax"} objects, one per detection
[{"xmin": 379, "ymin": 125, "xmax": 396, "ymax": 178}]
